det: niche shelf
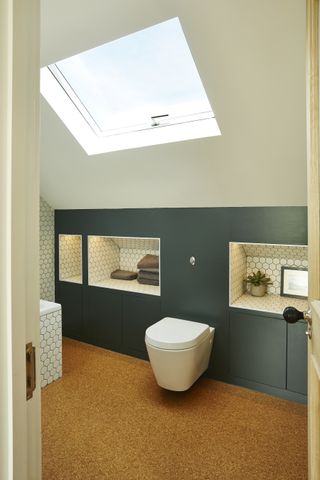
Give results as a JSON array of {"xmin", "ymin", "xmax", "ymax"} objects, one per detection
[
  {"xmin": 59, "ymin": 234, "xmax": 83, "ymax": 284},
  {"xmin": 88, "ymin": 235, "xmax": 160, "ymax": 296},
  {"xmin": 229, "ymin": 242, "xmax": 308, "ymax": 315}
]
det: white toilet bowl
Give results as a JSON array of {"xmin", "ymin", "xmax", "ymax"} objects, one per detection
[{"xmin": 145, "ymin": 317, "xmax": 214, "ymax": 391}]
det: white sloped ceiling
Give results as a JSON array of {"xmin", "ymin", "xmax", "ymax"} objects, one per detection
[{"xmin": 40, "ymin": 0, "xmax": 307, "ymax": 209}]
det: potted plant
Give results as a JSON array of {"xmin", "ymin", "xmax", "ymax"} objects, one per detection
[{"xmin": 246, "ymin": 270, "xmax": 272, "ymax": 297}]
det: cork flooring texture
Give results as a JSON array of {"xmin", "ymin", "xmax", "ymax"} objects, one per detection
[{"xmin": 42, "ymin": 338, "xmax": 307, "ymax": 480}]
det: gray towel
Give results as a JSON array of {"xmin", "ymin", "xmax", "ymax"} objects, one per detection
[
  {"xmin": 111, "ymin": 269, "xmax": 138, "ymax": 280},
  {"xmin": 137, "ymin": 254, "xmax": 159, "ymax": 269},
  {"xmin": 137, "ymin": 277, "xmax": 159, "ymax": 286},
  {"xmin": 139, "ymin": 267, "xmax": 159, "ymax": 273},
  {"xmin": 138, "ymin": 270, "xmax": 159, "ymax": 281}
]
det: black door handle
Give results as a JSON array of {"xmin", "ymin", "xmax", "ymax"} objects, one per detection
[
  {"xmin": 283, "ymin": 306, "xmax": 312, "ymax": 339},
  {"xmin": 283, "ymin": 306, "xmax": 305, "ymax": 324}
]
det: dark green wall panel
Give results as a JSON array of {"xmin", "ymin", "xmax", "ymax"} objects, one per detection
[
  {"xmin": 55, "ymin": 207, "xmax": 308, "ymax": 400},
  {"xmin": 122, "ymin": 294, "xmax": 161, "ymax": 356},
  {"xmin": 287, "ymin": 321, "xmax": 308, "ymax": 395},
  {"xmin": 83, "ymin": 286, "xmax": 122, "ymax": 350},
  {"xmin": 229, "ymin": 310, "xmax": 287, "ymax": 388},
  {"xmin": 229, "ymin": 207, "xmax": 307, "ymax": 245},
  {"xmin": 56, "ymin": 282, "xmax": 83, "ymax": 339}
]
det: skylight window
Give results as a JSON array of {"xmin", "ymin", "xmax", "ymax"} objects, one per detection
[{"xmin": 41, "ymin": 17, "xmax": 221, "ymax": 155}]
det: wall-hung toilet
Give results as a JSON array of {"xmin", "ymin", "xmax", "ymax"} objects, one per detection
[{"xmin": 145, "ymin": 317, "xmax": 214, "ymax": 391}]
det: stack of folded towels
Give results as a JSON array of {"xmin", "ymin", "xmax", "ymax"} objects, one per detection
[{"xmin": 137, "ymin": 254, "xmax": 159, "ymax": 286}]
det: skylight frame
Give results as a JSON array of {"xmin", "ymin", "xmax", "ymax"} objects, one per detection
[
  {"xmin": 47, "ymin": 64, "xmax": 101, "ymax": 135},
  {"xmin": 47, "ymin": 64, "xmax": 216, "ymax": 138},
  {"xmin": 40, "ymin": 18, "xmax": 221, "ymax": 155}
]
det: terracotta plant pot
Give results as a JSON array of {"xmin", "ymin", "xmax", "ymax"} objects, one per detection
[{"xmin": 250, "ymin": 284, "xmax": 267, "ymax": 297}]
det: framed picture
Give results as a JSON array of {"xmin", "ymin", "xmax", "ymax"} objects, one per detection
[{"xmin": 280, "ymin": 266, "xmax": 308, "ymax": 299}]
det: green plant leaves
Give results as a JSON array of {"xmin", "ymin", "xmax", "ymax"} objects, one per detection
[{"xmin": 246, "ymin": 270, "xmax": 272, "ymax": 286}]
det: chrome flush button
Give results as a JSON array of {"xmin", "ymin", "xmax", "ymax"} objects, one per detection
[{"xmin": 190, "ymin": 256, "xmax": 196, "ymax": 266}]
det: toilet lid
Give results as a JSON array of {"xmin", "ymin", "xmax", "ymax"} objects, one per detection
[{"xmin": 145, "ymin": 317, "xmax": 210, "ymax": 350}]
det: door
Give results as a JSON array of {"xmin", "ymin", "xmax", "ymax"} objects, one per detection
[
  {"xmin": 0, "ymin": 1, "xmax": 41, "ymax": 479},
  {"xmin": 309, "ymin": 303, "xmax": 320, "ymax": 479},
  {"xmin": 307, "ymin": 1, "xmax": 320, "ymax": 478}
]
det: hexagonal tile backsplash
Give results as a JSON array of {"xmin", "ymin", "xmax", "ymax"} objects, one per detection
[
  {"xmin": 88, "ymin": 236, "xmax": 120, "ymax": 284},
  {"xmin": 230, "ymin": 243, "xmax": 247, "ymax": 303},
  {"xmin": 120, "ymin": 246, "xmax": 159, "ymax": 272},
  {"xmin": 40, "ymin": 308, "xmax": 62, "ymax": 388},
  {"xmin": 59, "ymin": 234, "xmax": 82, "ymax": 283},
  {"xmin": 40, "ymin": 197, "xmax": 55, "ymax": 302},
  {"xmin": 230, "ymin": 242, "xmax": 308, "ymax": 303},
  {"xmin": 88, "ymin": 236, "xmax": 160, "ymax": 285},
  {"xmin": 246, "ymin": 254, "xmax": 308, "ymax": 295}
]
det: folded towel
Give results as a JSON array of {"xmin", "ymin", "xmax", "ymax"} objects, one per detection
[
  {"xmin": 137, "ymin": 277, "xmax": 159, "ymax": 286},
  {"xmin": 111, "ymin": 269, "xmax": 138, "ymax": 280},
  {"xmin": 137, "ymin": 254, "xmax": 159, "ymax": 269},
  {"xmin": 138, "ymin": 270, "xmax": 159, "ymax": 281},
  {"xmin": 138, "ymin": 267, "xmax": 159, "ymax": 273}
]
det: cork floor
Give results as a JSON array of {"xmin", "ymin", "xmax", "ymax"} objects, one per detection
[{"xmin": 42, "ymin": 338, "xmax": 307, "ymax": 480}]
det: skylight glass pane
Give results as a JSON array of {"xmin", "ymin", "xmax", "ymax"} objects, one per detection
[{"xmin": 51, "ymin": 17, "xmax": 214, "ymax": 134}]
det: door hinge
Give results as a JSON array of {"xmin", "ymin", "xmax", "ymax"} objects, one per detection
[{"xmin": 26, "ymin": 342, "xmax": 36, "ymax": 400}]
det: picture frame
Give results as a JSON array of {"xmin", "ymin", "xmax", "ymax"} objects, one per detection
[{"xmin": 280, "ymin": 266, "xmax": 308, "ymax": 299}]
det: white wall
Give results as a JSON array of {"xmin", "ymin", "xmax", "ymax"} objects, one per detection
[{"xmin": 40, "ymin": 0, "xmax": 307, "ymax": 209}]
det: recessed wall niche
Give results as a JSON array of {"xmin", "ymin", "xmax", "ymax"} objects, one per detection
[
  {"xmin": 88, "ymin": 236, "xmax": 160, "ymax": 296},
  {"xmin": 59, "ymin": 234, "xmax": 82, "ymax": 284},
  {"xmin": 229, "ymin": 242, "xmax": 308, "ymax": 314}
]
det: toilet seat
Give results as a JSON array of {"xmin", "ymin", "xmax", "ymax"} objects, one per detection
[{"xmin": 145, "ymin": 317, "xmax": 210, "ymax": 350}]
